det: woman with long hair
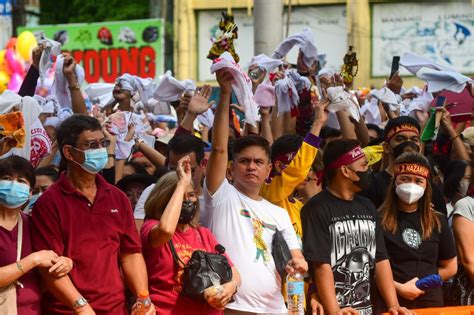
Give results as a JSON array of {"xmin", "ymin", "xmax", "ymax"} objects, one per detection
[
  {"xmin": 0, "ymin": 156, "xmax": 72, "ymax": 314},
  {"xmin": 140, "ymin": 156, "xmax": 241, "ymax": 315},
  {"xmin": 379, "ymin": 152, "xmax": 457, "ymax": 308}
]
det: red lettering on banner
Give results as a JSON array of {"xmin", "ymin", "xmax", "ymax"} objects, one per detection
[
  {"xmin": 139, "ymin": 46, "xmax": 155, "ymax": 77},
  {"xmin": 72, "ymin": 51, "xmax": 84, "ymax": 63},
  {"xmin": 120, "ymin": 47, "xmax": 139, "ymax": 75},
  {"xmin": 100, "ymin": 49, "xmax": 119, "ymax": 83},
  {"xmin": 83, "ymin": 50, "xmax": 100, "ymax": 82},
  {"xmin": 68, "ymin": 46, "xmax": 157, "ymax": 83}
]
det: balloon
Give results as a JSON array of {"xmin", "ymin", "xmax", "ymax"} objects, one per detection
[
  {"xmin": 7, "ymin": 73, "xmax": 23, "ymax": 93},
  {"xmin": 16, "ymin": 31, "xmax": 37, "ymax": 61},
  {"xmin": 0, "ymin": 71, "xmax": 9, "ymax": 93},
  {"xmin": 0, "ymin": 50, "xmax": 5, "ymax": 67},
  {"xmin": 5, "ymin": 49, "xmax": 24, "ymax": 76},
  {"xmin": 6, "ymin": 37, "xmax": 17, "ymax": 50}
]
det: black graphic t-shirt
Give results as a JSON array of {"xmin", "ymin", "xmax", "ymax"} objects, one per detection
[
  {"xmin": 382, "ymin": 210, "xmax": 456, "ymax": 308},
  {"xmin": 302, "ymin": 189, "xmax": 388, "ymax": 314}
]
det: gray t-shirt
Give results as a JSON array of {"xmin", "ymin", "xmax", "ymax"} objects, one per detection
[{"xmin": 452, "ymin": 196, "xmax": 474, "ymax": 222}]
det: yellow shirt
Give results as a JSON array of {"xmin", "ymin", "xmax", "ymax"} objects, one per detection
[{"xmin": 260, "ymin": 135, "xmax": 320, "ymax": 244}]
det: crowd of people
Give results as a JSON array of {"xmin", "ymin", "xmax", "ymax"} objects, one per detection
[{"xmin": 0, "ymin": 24, "xmax": 473, "ymax": 315}]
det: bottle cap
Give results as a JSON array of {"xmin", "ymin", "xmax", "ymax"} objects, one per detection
[{"xmin": 138, "ymin": 290, "xmax": 149, "ymax": 298}]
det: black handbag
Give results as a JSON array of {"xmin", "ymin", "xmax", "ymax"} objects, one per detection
[
  {"xmin": 271, "ymin": 229, "xmax": 292, "ymax": 279},
  {"xmin": 168, "ymin": 229, "xmax": 233, "ymax": 301}
]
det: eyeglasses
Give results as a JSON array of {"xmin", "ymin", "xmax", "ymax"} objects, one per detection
[{"xmin": 80, "ymin": 139, "xmax": 111, "ymax": 150}]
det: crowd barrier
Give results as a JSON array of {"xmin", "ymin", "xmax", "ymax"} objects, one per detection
[{"xmin": 383, "ymin": 306, "xmax": 474, "ymax": 315}]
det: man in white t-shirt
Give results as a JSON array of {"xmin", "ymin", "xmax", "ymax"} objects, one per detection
[{"xmin": 204, "ymin": 69, "xmax": 308, "ymax": 314}]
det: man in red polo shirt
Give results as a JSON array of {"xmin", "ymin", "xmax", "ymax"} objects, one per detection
[{"xmin": 31, "ymin": 115, "xmax": 155, "ymax": 315}]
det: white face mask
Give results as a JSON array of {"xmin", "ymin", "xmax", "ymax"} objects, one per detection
[
  {"xmin": 459, "ymin": 179, "xmax": 470, "ymax": 197},
  {"xmin": 396, "ymin": 183, "xmax": 425, "ymax": 204}
]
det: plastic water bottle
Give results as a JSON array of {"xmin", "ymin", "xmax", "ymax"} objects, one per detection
[
  {"xmin": 287, "ymin": 272, "xmax": 304, "ymax": 315},
  {"xmin": 134, "ymin": 290, "xmax": 152, "ymax": 315}
]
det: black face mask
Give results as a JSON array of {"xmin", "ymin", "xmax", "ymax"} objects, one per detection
[
  {"xmin": 392, "ymin": 141, "xmax": 421, "ymax": 159},
  {"xmin": 348, "ymin": 168, "xmax": 373, "ymax": 190},
  {"xmin": 179, "ymin": 200, "xmax": 198, "ymax": 224}
]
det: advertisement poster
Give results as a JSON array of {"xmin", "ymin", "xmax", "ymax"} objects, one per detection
[
  {"xmin": 372, "ymin": 2, "xmax": 474, "ymax": 77},
  {"xmin": 19, "ymin": 19, "xmax": 164, "ymax": 83}
]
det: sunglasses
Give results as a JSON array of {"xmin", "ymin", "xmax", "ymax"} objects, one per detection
[{"xmin": 79, "ymin": 139, "xmax": 111, "ymax": 150}]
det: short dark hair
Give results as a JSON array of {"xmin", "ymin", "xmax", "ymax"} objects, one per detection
[
  {"xmin": 0, "ymin": 156, "xmax": 35, "ymax": 188},
  {"xmin": 116, "ymin": 174, "xmax": 157, "ymax": 192},
  {"xmin": 323, "ymin": 139, "xmax": 360, "ymax": 182},
  {"xmin": 443, "ymin": 160, "xmax": 469, "ymax": 200},
  {"xmin": 56, "ymin": 115, "xmax": 102, "ymax": 159},
  {"xmin": 320, "ymin": 126, "xmax": 342, "ymax": 140},
  {"xmin": 384, "ymin": 116, "xmax": 420, "ymax": 142},
  {"xmin": 271, "ymin": 134, "xmax": 303, "ymax": 162},
  {"xmin": 232, "ymin": 135, "xmax": 271, "ymax": 161},
  {"xmin": 366, "ymin": 124, "xmax": 384, "ymax": 138},
  {"xmin": 35, "ymin": 166, "xmax": 60, "ymax": 182},
  {"xmin": 168, "ymin": 135, "xmax": 205, "ymax": 163},
  {"xmin": 124, "ymin": 161, "xmax": 148, "ymax": 175},
  {"xmin": 395, "ymin": 151, "xmax": 430, "ymax": 168}
]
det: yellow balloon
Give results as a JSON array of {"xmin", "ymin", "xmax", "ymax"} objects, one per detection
[
  {"xmin": 0, "ymin": 50, "xmax": 5, "ymax": 68},
  {"xmin": 16, "ymin": 31, "xmax": 37, "ymax": 61},
  {"xmin": 0, "ymin": 71, "xmax": 10, "ymax": 93}
]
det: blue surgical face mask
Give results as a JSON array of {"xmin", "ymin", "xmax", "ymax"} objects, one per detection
[
  {"xmin": 73, "ymin": 147, "xmax": 108, "ymax": 174},
  {"xmin": 0, "ymin": 180, "xmax": 30, "ymax": 209},
  {"xmin": 26, "ymin": 193, "xmax": 41, "ymax": 210}
]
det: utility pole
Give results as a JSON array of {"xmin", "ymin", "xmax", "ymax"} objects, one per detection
[
  {"xmin": 253, "ymin": 0, "xmax": 283, "ymax": 56},
  {"xmin": 11, "ymin": 0, "xmax": 25, "ymax": 36}
]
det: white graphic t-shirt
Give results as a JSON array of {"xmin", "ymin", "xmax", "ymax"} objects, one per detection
[{"xmin": 204, "ymin": 179, "xmax": 299, "ymax": 314}]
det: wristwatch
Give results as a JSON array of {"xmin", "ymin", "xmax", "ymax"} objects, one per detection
[{"xmin": 73, "ymin": 297, "xmax": 88, "ymax": 309}]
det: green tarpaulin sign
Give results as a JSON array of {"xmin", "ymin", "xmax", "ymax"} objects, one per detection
[{"xmin": 19, "ymin": 19, "xmax": 164, "ymax": 83}]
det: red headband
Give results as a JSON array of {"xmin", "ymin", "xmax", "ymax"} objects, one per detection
[
  {"xmin": 385, "ymin": 124, "xmax": 420, "ymax": 142},
  {"xmin": 394, "ymin": 163, "xmax": 430, "ymax": 179},
  {"xmin": 327, "ymin": 146, "xmax": 365, "ymax": 169},
  {"xmin": 273, "ymin": 152, "xmax": 296, "ymax": 165},
  {"xmin": 316, "ymin": 146, "xmax": 365, "ymax": 184}
]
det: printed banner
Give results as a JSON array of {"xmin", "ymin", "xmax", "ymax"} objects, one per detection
[{"xmin": 19, "ymin": 19, "xmax": 164, "ymax": 83}]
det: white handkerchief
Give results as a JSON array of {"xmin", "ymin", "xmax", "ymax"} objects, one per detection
[
  {"xmin": 210, "ymin": 52, "xmax": 260, "ymax": 126},
  {"xmin": 116, "ymin": 73, "xmax": 156, "ymax": 106},
  {"xmin": 51, "ymin": 54, "xmax": 85, "ymax": 109},
  {"xmin": 400, "ymin": 52, "xmax": 450, "ymax": 74},
  {"xmin": 274, "ymin": 75, "xmax": 299, "ymax": 114},
  {"xmin": 326, "ymin": 86, "xmax": 360, "ymax": 122},
  {"xmin": 38, "ymin": 38, "xmax": 61, "ymax": 80},
  {"xmin": 371, "ymin": 87, "xmax": 400, "ymax": 106},
  {"xmin": 85, "ymin": 83, "xmax": 115, "ymax": 108},
  {"xmin": 197, "ymin": 108, "xmax": 215, "ymax": 128},
  {"xmin": 154, "ymin": 70, "xmax": 196, "ymax": 102},
  {"xmin": 360, "ymin": 98, "xmax": 381, "ymax": 126},
  {"xmin": 249, "ymin": 54, "xmax": 283, "ymax": 72},
  {"xmin": 272, "ymin": 27, "xmax": 318, "ymax": 68},
  {"xmin": 115, "ymin": 139, "xmax": 135, "ymax": 160},
  {"xmin": 416, "ymin": 67, "xmax": 471, "ymax": 93}
]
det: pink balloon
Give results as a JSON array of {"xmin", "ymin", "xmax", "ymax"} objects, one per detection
[
  {"xmin": 5, "ymin": 49, "xmax": 24, "ymax": 76},
  {"xmin": 7, "ymin": 73, "xmax": 23, "ymax": 92}
]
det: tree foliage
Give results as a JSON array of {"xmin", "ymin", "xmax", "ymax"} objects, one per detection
[{"xmin": 40, "ymin": 0, "xmax": 150, "ymax": 25}]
